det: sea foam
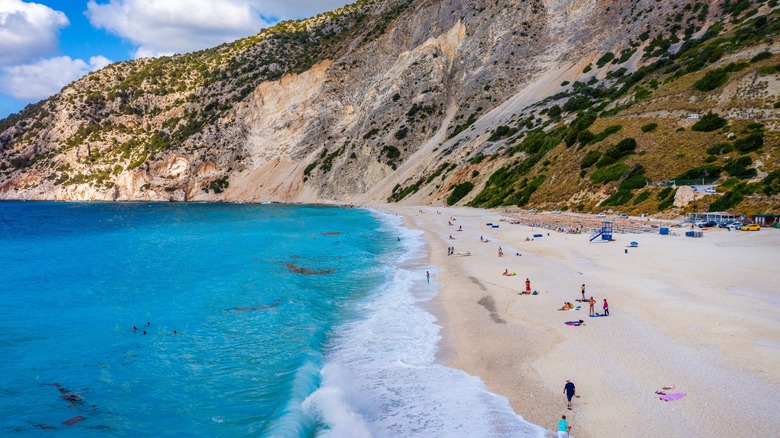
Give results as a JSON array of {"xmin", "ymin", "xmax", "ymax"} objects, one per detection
[{"xmin": 303, "ymin": 212, "xmax": 545, "ymax": 437}]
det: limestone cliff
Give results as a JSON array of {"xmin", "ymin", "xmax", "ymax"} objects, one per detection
[{"xmin": 0, "ymin": 0, "xmax": 778, "ymax": 214}]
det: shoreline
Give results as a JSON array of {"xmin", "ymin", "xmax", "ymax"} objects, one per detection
[{"xmin": 385, "ymin": 205, "xmax": 780, "ymax": 437}]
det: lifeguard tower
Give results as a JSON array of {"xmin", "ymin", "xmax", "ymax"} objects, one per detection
[{"xmin": 589, "ymin": 221, "xmax": 613, "ymax": 242}]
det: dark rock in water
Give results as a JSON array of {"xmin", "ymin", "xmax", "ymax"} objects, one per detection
[
  {"xmin": 60, "ymin": 394, "xmax": 82, "ymax": 402},
  {"xmin": 87, "ymin": 424, "xmax": 111, "ymax": 430},
  {"xmin": 230, "ymin": 299, "xmax": 281, "ymax": 311},
  {"xmin": 35, "ymin": 424, "xmax": 57, "ymax": 430},
  {"xmin": 283, "ymin": 262, "xmax": 335, "ymax": 275},
  {"xmin": 62, "ymin": 416, "xmax": 86, "ymax": 426}
]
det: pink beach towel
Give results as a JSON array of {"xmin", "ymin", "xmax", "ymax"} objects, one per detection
[{"xmin": 660, "ymin": 392, "xmax": 686, "ymax": 401}]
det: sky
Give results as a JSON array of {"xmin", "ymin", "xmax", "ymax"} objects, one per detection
[{"xmin": 0, "ymin": 0, "xmax": 353, "ymax": 119}]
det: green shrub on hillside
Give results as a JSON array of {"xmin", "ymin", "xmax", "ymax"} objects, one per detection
[
  {"xmin": 694, "ymin": 68, "xmax": 729, "ymax": 91},
  {"xmin": 675, "ymin": 165, "xmax": 723, "ymax": 181},
  {"xmin": 447, "ymin": 182, "xmax": 474, "ymax": 205},
  {"xmin": 761, "ymin": 169, "xmax": 780, "ymax": 195},
  {"xmin": 658, "ymin": 196, "xmax": 675, "ymax": 211},
  {"xmin": 563, "ymin": 112, "xmax": 597, "ymax": 147},
  {"xmin": 724, "ymin": 155, "xmax": 757, "ymax": 178},
  {"xmin": 596, "ymin": 52, "xmax": 615, "ymax": 68},
  {"xmin": 590, "ymin": 163, "xmax": 629, "ymax": 184},
  {"xmin": 303, "ymin": 161, "xmax": 318, "ymax": 177},
  {"xmin": 706, "ymin": 142, "xmax": 734, "ymax": 155},
  {"xmin": 691, "ymin": 112, "xmax": 727, "ymax": 132},
  {"xmin": 618, "ymin": 164, "xmax": 648, "ymax": 190},
  {"xmin": 595, "ymin": 138, "xmax": 637, "ymax": 168},
  {"xmin": 394, "ymin": 126, "xmax": 408, "ymax": 140},
  {"xmin": 751, "ymin": 51, "xmax": 773, "ymax": 63},
  {"xmin": 581, "ymin": 151, "xmax": 601, "ymax": 169},
  {"xmin": 600, "ymin": 189, "xmax": 633, "ymax": 207},
  {"xmin": 588, "ymin": 125, "xmax": 623, "ymax": 145},
  {"xmin": 634, "ymin": 87, "xmax": 652, "ymax": 100},
  {"xmin": 708, "ymin": 190, "xmax": 744, "ymax": 211},
  {"xmin": 382, "ymin": 145, "xmax": 401, "ymax": 159},
  {"xmin": 641, "ymin": 123, "xmax": 658, "ymax": 133},
  {"xmin": 724, "ymin": 62, "xmax": 749, "ymax": 72},
  {"xmin": 563, "ymin": 95, "xmax": 593, "ymax": 112},
  {"xmin": 488, "ymin": 125, "xmax": 516, "ymax": 142},
  {"xmin": 576, "ymin": 130, "xmax": 594, "ymax": 145},
  {"xmin": 657, "ymin": 187, "xmax": 673, "ymax": 200},
  {"xmin": 733, "ymin": 133, "xmax": 764, "ymax": 153},
  {"xmin": 205, "ymin": 176, "xmax": 229, "ymax": 194},
  {"xmin": 633, "ymin": 190, "xmax": 652, "ymax": 205}
]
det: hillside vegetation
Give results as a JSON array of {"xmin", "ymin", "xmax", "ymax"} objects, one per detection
[{"xmin": 0, "ymin": 0, "xmax": 778, "ymax": 215}]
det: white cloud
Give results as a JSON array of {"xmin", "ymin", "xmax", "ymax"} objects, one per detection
[
  {"xmin": 86, "ymin": 0, "xmax": 353, "ymax": 58},
  {"xmin": 0, "ymin": 55, "xmax": 112, "ymax": 100},
  {"xmin": 253, "ymin": 0, "xmax": 355, "ymax": 20},
  {"xmin": 87, "ymin": 0, "xmax": 271, "ymax": 58},
  {"xmin": 0, "ymin": 0, "xmax": 70, "ymax": 66}
]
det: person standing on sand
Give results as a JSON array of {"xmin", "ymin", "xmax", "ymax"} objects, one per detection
[
  {"xmin": 426, "ymin": 271, "xmax": 430, "ymax": 283},
  {"xmin": 588, "ymin": 296, "xmax": 596, "ymax": 315},
  {"xmin": 498, "ymin": 246, "xmax": 503, "ymax": 257},
  {"xmin": 603, "ymin": 298, "xmax": 609, "ymax": 316},
  {"xmin": 525, "ymin": 278, "xmax": 531, "ymax": 293},
  {"xmin": 557, "ymin": 415, "xmax": 572, "ymax": 438},
  {"xmin": 563, "ymin": 379, "xmax": 576, "ymax": 410},
  {"xmin": 581, "ymin": 284, "xmax": 586, "ymax": 301}
]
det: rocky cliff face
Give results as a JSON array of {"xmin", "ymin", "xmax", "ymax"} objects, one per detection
[{"xmin": 0, "ymin": 0, "xmax": 778, "ymax": 213}]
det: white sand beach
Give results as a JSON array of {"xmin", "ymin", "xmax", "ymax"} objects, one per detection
[{"xmin": 386, "ymin": 206, "xmax": 780, "ymax": 437}]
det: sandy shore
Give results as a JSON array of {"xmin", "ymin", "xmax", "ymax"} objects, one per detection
[{"xmin": 384, "ymin": 205, "xmax": 780, "ymax": 437}]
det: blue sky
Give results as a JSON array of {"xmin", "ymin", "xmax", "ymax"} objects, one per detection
[{"xmin": 0, "ymin": 0, "xmax": 353, "ymax": 119}]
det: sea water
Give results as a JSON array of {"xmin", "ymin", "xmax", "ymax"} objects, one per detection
[{"xmin": 0, "ymin": 202, "xmax": 543, "ymax": 437}]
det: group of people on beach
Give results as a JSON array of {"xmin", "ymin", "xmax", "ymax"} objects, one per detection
[{"xmin": 579, "ymin": 284, "xmax": 608, "ymax": 316}]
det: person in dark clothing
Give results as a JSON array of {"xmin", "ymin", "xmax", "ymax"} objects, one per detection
[{"xmin": 563, "ymin": 379, "xmax": 576, "ymax": 410}]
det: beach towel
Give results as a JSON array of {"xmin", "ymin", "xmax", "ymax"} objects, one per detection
[
  {"xmin": 565, "ymin": 321, "xmax": 585, "ymax": 326},
  {"xmin": 589, "ymin": 313, "xmax": 606, "ymax": 317},
  {"xmin": 660, "ymin": 392, "xmax": 686, "ymax": 401}
]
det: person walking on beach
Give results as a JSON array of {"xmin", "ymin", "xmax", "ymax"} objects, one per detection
[
  {"xmin": 525, "ymin": 278, "xmax": 531, "ymax": 294},
  {"xmin": 557, "ymin": 415, "xmax": 572, "ymax": 438},
  {"xmin": 426, "ymin": 271, "xmax": 430, "ymax": 283},
  {"xmin": 603, "ymin": 298, "xmax": 609, "ymax": 316},
  {"xmin": 563, "ymin": 379, "xmax": 576, "ymax": 410},
  {"xmin": 581, "ymin": 284, "xmax": 586, "ymax": 301},
  {"xmin": 498, "ymin": 246, "xmax": 503, "ymax": 257},
  {"xmin": 588, "ymin": 296, "xmax": 596, "ymax": 316}
]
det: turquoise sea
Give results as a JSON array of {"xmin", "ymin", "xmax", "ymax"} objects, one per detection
[{"xmin": 0, "ymin": 202, "xmax": 542, "ymax": 437}]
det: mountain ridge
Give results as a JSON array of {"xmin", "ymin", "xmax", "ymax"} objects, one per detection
[{"xmin": 1, "ymin": 0, "xmax": 778, "ymax": 214}]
